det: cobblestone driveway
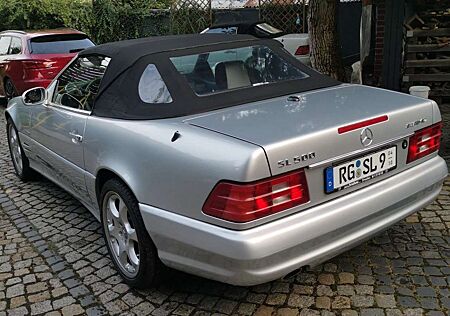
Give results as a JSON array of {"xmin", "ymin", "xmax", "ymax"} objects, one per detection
[{"xmin": 0, "ymin": 107, "xmax": 449, "ymax": 316}]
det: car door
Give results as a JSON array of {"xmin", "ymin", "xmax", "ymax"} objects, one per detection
[
  {"xmin": 0, "ymin": 36, "xmax": 12, "ymax": 96},
  {"xmin": 30, "ymin": 55, "xmax": 111, "ymax": 205}
]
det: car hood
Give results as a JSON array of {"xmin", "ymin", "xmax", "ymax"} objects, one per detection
[{"xmin": 184, "ymin": 84, "xmax": 435, "ymax": 175}]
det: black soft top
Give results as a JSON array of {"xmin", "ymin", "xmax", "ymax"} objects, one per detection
[{"xmin": 80, "ymin": 34, "xmax": 339, "ymax": 120}]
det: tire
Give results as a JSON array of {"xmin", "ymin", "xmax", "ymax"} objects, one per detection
[
  {"xmin": 7, "ymin": 118, "xmax": 34, "ymax": 181},
  {"xmin": 100, "ymin": 178, "xmax": 162, "ymax": 288},
  {"xmin": 4, "ymin": 78, "xmax": 17, "ymax": 102}
]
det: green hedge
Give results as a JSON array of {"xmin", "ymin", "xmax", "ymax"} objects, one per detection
[
  {"xmin": 0, "ymin": 0, "xmax": 171, "ymax": 43},
  {"xmin": 93, "ymin": 0, "xmax": 170, "ymax": 43},
  {"xmin": 0, "ymin": 0, "xmax": 94, "ymax": 36}
]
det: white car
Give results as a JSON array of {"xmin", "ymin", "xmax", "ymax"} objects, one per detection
[
  {"xmin": 201, "ymin": 21, "xmax": 311, "ymax": 65},
  {"xmin": 277, "ymin": 32, "xmax": 310, "ymax": 65}
]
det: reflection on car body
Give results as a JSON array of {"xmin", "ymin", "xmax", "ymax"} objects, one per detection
[{"xmin": 5, "ymin": 34, "xmax": 447, "ymax": 287}]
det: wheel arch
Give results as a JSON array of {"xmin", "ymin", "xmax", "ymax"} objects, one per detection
[
  {"xmin": 95, "ymin": 168, "xmax": 138, "ymax": 207},
  {"xmin": 4, "ymin": 100, "xmax": 20, "ymax": 128},
  {"xmin": 4, "ymin": 110, "xmax": 11, "ymax": 122}
]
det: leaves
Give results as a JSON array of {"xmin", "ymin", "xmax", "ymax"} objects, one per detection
[
  {"xmin": 92, "ymin": 0, "xmax": 171, "ymax": 43},
  {"xmin": 0, "ymin": 0, "xmax": 93, "ymax": 35},
  {"xmin": 0, "ymin": 0, "xmax": 172, "ymax": 43}
]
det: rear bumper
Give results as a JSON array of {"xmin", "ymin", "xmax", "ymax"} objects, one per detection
[
  {"xmin": 15, "ymin": 79, "xmax": 52, "ymax": 95},
  {"xmin": 296, "ymin": 55, "xmax": 311, "ymax": 65},
  {"xmin": 140, "ymin": 156, "xmax": 447, "ymax": 286}
]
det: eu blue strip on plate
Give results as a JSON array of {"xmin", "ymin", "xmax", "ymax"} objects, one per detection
[{"xmin": 325, "ymin": 166, "xmax": 334, "ymax": 193}]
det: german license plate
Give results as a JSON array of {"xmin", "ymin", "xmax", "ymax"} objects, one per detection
[{"xmin": 325, "ymin": 146, "xmax": 397, "ymax": 194}]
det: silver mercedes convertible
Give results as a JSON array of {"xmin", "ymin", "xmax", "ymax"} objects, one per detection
[{"xmin": 5, "ymin": 34, "xmax": 448, "ymax": 287}]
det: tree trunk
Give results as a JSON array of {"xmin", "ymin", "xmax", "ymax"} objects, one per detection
[{"xmin": 308, "ymin": 0, "xmax": 346, "ymax": 81}]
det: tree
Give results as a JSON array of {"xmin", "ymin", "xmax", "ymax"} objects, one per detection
[{"xmin": 308, "ymin": 0, "xmax": 346, "ymax": 81}]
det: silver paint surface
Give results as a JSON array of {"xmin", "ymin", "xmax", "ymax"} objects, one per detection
[{"xmin": 5, "ymin": 81, "xmax": 447, "ymax": 285}]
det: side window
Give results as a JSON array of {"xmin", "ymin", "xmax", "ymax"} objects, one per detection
[
  {"xmin": 138, "ymin": 64, "xmax": 172, "ymax": 104},
  {"xmin": 206, "ymin": 27, "xmax": 238, "ymax": 35},
  {"xmin": 0, "ymin": 36, "xmax": 11, "ymax": 55},
  {"xmin": 53, "ymin": 55, "xmax": 110, "ymax": 111},
  {"xmin": 9, "ymin": 37, "xmax": 22, "ymax": 54}
]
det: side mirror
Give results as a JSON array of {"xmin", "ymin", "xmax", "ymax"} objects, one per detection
[{"xmin": 22, "ymin": 87, "xmax": 46, "ymax": 106}]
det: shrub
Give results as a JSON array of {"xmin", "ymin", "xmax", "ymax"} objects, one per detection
[{"xmin": 0, "ymin": 0, "xmax": 94, "ymax": 36}]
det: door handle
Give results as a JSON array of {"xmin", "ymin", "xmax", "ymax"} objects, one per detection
[{"xmin": 69, "ymin": 131, "xmax": 83, "ymax": 143}]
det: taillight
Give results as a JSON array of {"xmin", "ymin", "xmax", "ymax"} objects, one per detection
[
  {"xmin": 203, "ymin": 170, "xmax": 310, "ymax": 223},
  {"xmin": 295, "ymin": 45, "xmax": 310, "ymax": 56},
  {"xmin": 22, "ymin": 60, "xmax": 53, "ymax": 69},
  {"xmin": 407, "ymin": 122, "xmax": 442, "ymax": 163},
  {"xmin": 22, "ymin": 60, "xmax": 59, "ymax": 80}
]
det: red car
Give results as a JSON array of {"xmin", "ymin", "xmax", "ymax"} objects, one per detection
[{"xmin": 0, "ymin": 29, "xmax": 94, "ymax": 101}]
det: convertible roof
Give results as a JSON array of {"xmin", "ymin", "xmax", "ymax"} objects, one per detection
[
  {"xmin": 80, "ymin": 34, "xmax": 339, "ymax": 120},
  {"xmin": 210, "ymin": 21, "xmax": 263, "ymax": 29},
  {"xmin": 80, "ymin": 33, "xmax": 256, "ymax": 58},
  {"xmin": 79, "ymin": 34, "xmax": 258, "ymax": 98}
]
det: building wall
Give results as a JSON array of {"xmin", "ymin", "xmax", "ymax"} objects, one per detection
[{"xmin": 374, "ymin": 0, "xmax": 385, "ymax": 85}]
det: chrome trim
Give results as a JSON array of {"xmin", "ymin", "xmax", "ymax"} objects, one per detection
[
  {"xmin": 308, "ymin": 133, "xmax": 414, "ymax": 169},
  {"xmin": 48, "ymin": 102, "xmax": 92, "ymax": 115}
]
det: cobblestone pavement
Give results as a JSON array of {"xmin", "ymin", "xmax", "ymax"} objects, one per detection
[{"xmin": 0, "ymin": 106, "xmax": 449, "ymax": 316}]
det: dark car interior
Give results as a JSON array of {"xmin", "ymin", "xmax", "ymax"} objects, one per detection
[{"xmin": 179, "ymin": 46, "xmax": 308, "ymax": 96}]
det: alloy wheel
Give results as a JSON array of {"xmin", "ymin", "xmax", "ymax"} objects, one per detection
[
  {"xmin": 103, "ymin": 192, "xmax": 140, "ymax": 278},
  {"xmin": 5, "ymin": 80, "xmax": 16, "ymax": 99}
]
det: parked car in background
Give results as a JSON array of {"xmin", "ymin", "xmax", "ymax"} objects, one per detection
[
  {"xmin": 0, "ymin": 29, "xmax": 94, "ymax": 102},
  {"xmin": 6, "ymin": 34, "xmax": 447, "ymax": 288},
  {"xmin": 201, "ymin": 21, "xmax": 311, "ymax": 65}
]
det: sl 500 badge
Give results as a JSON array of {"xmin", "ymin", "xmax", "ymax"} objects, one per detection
[
  {"xmin": 406, "ymin": 118, "xmax": 427, "ymax": 129},
  {"xmin": 278, "ymin": 152, "xmax": 316, "ymax": 168}
]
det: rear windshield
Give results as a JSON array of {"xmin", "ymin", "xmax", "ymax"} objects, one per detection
[
  {"xmin": 170, "ymin": 45, "xmax": 309, "ymax": 95},
  {"xmin": 30, "ymin": 34, "xmax": 94, "ymax": 54}
]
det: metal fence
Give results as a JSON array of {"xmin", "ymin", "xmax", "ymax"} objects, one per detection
[
  {"xmin": 259, "ymin": 0, "xmax": 308, "ymax": 34},
  {"xmin": 170, "ymin": 0, "xmax": 212, "ymax": 35},
  {"xmin": 169, "ymin": 0, "xmax": 308, "ymax": 35}
]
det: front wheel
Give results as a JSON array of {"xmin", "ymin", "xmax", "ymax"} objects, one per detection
[
  {"xmin": 4, "ymin": 78, "xmax": 17, "ymax": 102},
  {"xmin": 7, "ymin": 119, "xmax": 33, "ymax": 181},
  {"xmin": 100, "ymin": 178, "xmax": 163, "ymax": 288}
]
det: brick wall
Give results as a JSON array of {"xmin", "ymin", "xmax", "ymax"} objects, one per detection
[{"xmin": 373, "ymin": 0, "xmax": 385, "ymax": 84}]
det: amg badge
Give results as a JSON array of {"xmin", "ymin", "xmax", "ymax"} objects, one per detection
[{"xmin": 278, "ymin": 152, "xmax": 316, "ymax": 168}]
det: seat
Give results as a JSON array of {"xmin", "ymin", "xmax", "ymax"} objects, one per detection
[
  {"xmin": 215, "ymin": 61, "xmax": 251, "ymax": 90},
  {"xmin": 193, "ymin": 58, "xmax": 215, "ymax": 83}
]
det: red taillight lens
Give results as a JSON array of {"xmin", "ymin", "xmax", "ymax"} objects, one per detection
[
  {"xmin": 22, "ymin": 60, "xmax": 51, "ymax": 69},
  {"xmin": 295, "ymin": 45, "xmax": 310, "ymax": 56},
  {"xmin": 203, "ymin": 170, "xmax": 310, "ymax": 223},
  {"xmin": 22, "ymin": 60, "xmax": 59, "ymax": 80},
  {"xmin": 407, "ymin": 122, "xmax": 442, "ymax": 163}
]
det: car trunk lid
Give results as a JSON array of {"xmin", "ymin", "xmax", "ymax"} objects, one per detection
[{"xmin": 185, "ymin": 84, "xmax": 434, "ymax": 176}]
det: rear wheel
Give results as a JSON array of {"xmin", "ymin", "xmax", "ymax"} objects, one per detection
[
  {"xmin": 7, "ymin": 119, "xmax": 33, "ymax": 181},
  {"xmin": 4, "ymin": 78, "xmax": 17, "ymax": 101},
  {"xmin": 100, "ymin": 178, "xmax": 162, "ymax": 288}
]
